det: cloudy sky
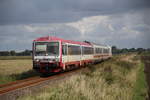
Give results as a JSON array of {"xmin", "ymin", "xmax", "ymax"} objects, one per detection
[{"xmin": 0, "ymin": 0, "xmax": 150, "ymax": 50}]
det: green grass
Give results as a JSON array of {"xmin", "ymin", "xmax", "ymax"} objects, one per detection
[
  {"xmin": 18, "ymin": 54, "xmax": 148, "ymax": 100},
  {"xmin": 133, "ymin": 62, "xmax": 148, "ymax": 100},
  {"xmin": 0, "ymin": 54, "xmax": 147, "ymax": 100},
  {"xmin": 0, "ymin": 59, "xmax": 39, "ymax": 85},
  {"xmin": 0, "ymin": 56, "xmax": 32, "ymax": 60},
  {"xmin": 0, "ymin": 74, "xmax": 16, "ymax": 84},
  {"xmin": 0, "ymin": 70, "xmax": 39, "ymax": 84},
  {"xmin": 140, "ymin": 51, "xmax": 150, "ymax": 56}
]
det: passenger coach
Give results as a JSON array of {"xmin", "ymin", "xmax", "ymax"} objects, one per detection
[{"xmin": 32, "ymin": 36, "xmax": 112, "ymax": 73}]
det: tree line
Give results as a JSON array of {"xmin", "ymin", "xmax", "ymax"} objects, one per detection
[
  {"xmin": 0, "ymin": 50, "xmax": 32, "ymax": 56},
  {"xmin": 0, "ymin": 46, "xmax": 149, "ymax": 56},
  {"xmin": 112, "ymin": 46, "xmax": 150, "ymax": 55}
]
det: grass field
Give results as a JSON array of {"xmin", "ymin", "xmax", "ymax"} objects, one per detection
[
  {"xmin": 0, "ymin": 57, "xmax": 39, "ymax": 84},
  {"xmin": 18, "ymin": 54, "xmax": 148, "ymax": 100},
  {"xmin": 0, "ymin": 56, "xmax": 32, "ymax": 60}
]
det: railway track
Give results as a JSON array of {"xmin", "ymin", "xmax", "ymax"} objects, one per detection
[{"xmin": 0, "ymin": 67, "xmax": 85, "ymax": 100}]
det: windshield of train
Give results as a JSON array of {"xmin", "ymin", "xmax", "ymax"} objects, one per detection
[{"xmin": 35, "ymin": 42, "xmax": 59, "ymax": 56}]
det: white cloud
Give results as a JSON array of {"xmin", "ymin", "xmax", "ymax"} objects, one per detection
[
  {"xmin": 65, "ymin": 9, "xmax": 150, "ymax": 48},
  {"xmin": 66, "ymin": 16, "xmax": 109, "ymax": 36},
  {"xmin": 23, "ymin": 24, "xmax": 55, "ymax": 34},
  {"xmin": 0, "ymin": 8, "xmax": 150, "ymax": 50},
  {"xmin": 108, "ymin": 24, "xmax": 115, "ymax": 31}
]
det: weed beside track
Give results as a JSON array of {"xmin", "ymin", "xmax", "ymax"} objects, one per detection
[{"xmin": 19, "ymin": 54, "xmax": 148, "ymax": 100}]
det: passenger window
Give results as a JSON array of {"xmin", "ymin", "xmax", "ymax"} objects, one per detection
[
  {"xmin": 68, "ymin": 45, "xmax": 81, "ymax": 55},
  {"xmin": 83, "ymin": 47, "xmax": 93, "ymax": 55}
]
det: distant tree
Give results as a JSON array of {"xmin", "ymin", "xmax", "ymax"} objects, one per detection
[
  {"xmin": 24, "ymin": 50, "xmax": 32, "ymax": 56},
  {"xmin": 112, "ymin": 46, "xmax": 121, "ymax": 54},
  {"xmin": 0, "ymin": 51, "xmax": 10, "ymax": 56},
  {"xmin": 120, "ymin": 48, "xmax": 128, "ymax": 53},
  {"xmin": 10, "ymin": 50, "xmax": 16, "ymax": 56},
  {"xmin": 129, "ymin": 48, "xmax": 136, "ymax": 52},
  {"xmin": 19, "ymin": 50, "xmax": 32, "ymax": 56},
  {"xmin": 137, "ymin": 48, "xmax": 145, "ymax": 52},
  {"xmin": 137, "ymin": 48, "xmax": 145, "ymax": 54},
  {"xmin": 15, "ymin": 50, "xmax": 32, "ymax": 56},
  {"xmin": 112, "ymin": 46, "xmax": 117, "ymax": 52}
]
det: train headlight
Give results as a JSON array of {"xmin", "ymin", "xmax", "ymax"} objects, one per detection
[{"xmin": 35, "ymin": 59, "xmax": 39, "ymax": 62}]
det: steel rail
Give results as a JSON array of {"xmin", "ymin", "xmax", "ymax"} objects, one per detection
[{"xmin": 0, "ymin": 67, "xmax": 83, "ymax": 95}]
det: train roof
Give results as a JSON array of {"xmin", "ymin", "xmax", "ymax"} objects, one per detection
[
  {"xmin": 85, "ymin": 41, "xmax": 111, "ymax": 48},
  {"xmin": 33, "ymin": 36, "xmax": 92, "ymax": 46}
]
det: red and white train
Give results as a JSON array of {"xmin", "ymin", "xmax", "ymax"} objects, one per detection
[{"xmin": 32, "ymin": 36, "xmax": 112, "ymax": 73}]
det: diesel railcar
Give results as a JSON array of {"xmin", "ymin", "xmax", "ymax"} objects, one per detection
[{"xmin": 32, "ymin": 36, "xmax": 112, "ymax": 73}]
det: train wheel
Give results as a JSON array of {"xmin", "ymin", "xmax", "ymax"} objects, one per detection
[{"xmin": 84, "ymin": 63, "xmax": 86, "ymax": 67}]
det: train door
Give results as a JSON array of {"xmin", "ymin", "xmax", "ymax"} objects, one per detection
[
  {"xmin": 62, "ymin": 43, "xmax": 68, "ymax": 69},
  {"xmin": 80, "ymin": 45, "xmax": 82, "ymax": 66}
]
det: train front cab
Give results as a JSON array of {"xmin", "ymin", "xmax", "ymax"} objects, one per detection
[{"xmin": 32, "ymin": 40, "xmax": 63, "ymax": 73}]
